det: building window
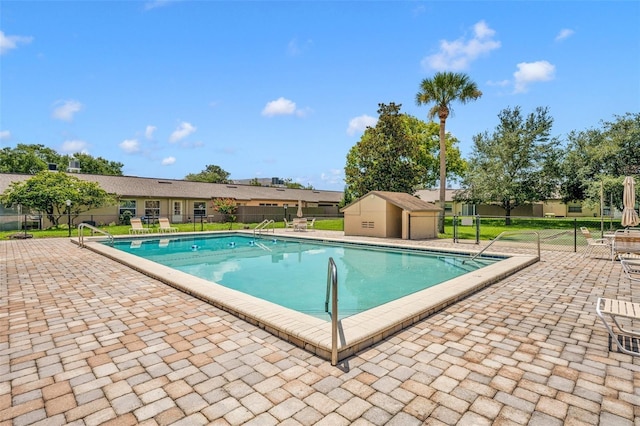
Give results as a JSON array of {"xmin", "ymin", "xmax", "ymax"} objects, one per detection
[
  {"xmin": 194, "ymin": 202, "xmax": 206, "ymax": 218},
  {"xmin": 145, "ymin": 200, "xmax": 160, "ymax": 218},
  {"xmin": 259, "ymin": 203, "xmax": 278, "ymax": 206},
  {"xmin": 568, "ymin": 205, "xmax": 582, "ymax": 213},
  {"xmin": 119, "ymin": 200, "xmax": 137, "ymax": 216},
  {"xmin": 444, "ymin": 203, "xmax": 453, "ymax": 213}
]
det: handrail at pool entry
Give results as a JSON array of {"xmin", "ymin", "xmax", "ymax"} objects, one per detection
[
  {"xmin": 325, "ymin": 257, "xmax": 339, "ymax": 365},
  {"xmin": 464, "ymin": 230, "xmax": 540, "ymax": 264},
  {"xmin": 78, "ymin": 223, "xmax": 114, "ymax": 247},
  {"xmin": 253, "ymin": 219, "xmax": 275, "ymax": 238}
]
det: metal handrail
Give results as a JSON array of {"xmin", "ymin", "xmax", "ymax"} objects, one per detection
[
  {"xmin": 325, "ymin": 257, "xmax": 338, "ymax": 365},
  {"xmin": 253, "ymin": 219, "xmax": 275, "ymax": 239},
  {"xmin": 463, "ymin": 230, "xmax": 540, "ymax": 264},
  {"xmin": 78, "ymin": 223, "xmax": 114, "ymax": 247}
]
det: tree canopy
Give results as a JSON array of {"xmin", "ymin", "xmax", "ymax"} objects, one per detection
[
  {"xmin": 560, "ymin": 112, "xmax": 640, "ymax": 210},
  {"xmin": 344, "ymin": 102, "xmax": 465, "ymax": 200},
  {"xmin": 185, "ymin": 164, "xmax": 231, "ymax": 183},
  {"xmin": 0, "ymin": 144, "xmax": 123, "ymax": 175},
  {"xmin": 0, "ymin": 171, "xmax": 115, "ymax": 226},
  {"xmin": 458, "ymin": 106, "xmax": 562, "ymax": 221}
]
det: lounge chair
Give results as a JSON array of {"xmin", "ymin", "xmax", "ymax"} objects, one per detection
[
  {"xmin": 159, "ymin": 217, "xmax": 178, "ymax": 233},
  {"xmin": 596, "ymin": 297, "xmax": 640, "ymax": 356},
  {"xmin": 129, "ymin": 218, "xmax": 151, "ymax": 234},
  {"xmin": 612, "ymin": 229, "xmax": 640, "ymax": 261},
  {"xmin": 580, "ymin": 227, "xmax": 611, "ymax": 259},
  {"xmin": 621, "ymin": 258, "xmax": 640, "ymax": 282}
]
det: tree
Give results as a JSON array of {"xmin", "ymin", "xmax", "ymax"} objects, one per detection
[
  {"xmin": 458, "ymin": 106, "xmax": 561, "ymax": 224},
  {"xmin": 345, "ymin": 103, "xmax": 429, "ymax": 199},
  {"xmin": 63, "ymin": 153, "xmax": 124, "ymax": 175},
  {"xmin": 0, "ymin": 144, "xmax": 61, "ymax": 174},
  {"xmin": 416, "ymin": 71, "xmax": 482, "ymax": 233},
  {"xmin": 212, "ymin": 198, "xmax": 237, "ymax": 230},
  {"xmin": 561, "ymin": 113, "xmax": 640, "ymax": 209},
  {"xmin": 0, "ymin": 171, "xmax": 115, "ymax": 226},
  {"xmin": 185, "ymin": 164, "xmax": 231, "ymax": 183}
]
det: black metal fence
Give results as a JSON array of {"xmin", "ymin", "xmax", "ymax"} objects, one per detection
[
  {"xmin": 0, "ymin": 206, "xmax": 343, "ymax": 232},
  {"xmin": 452, "ymin": 215, "xmax": 622, "ymax": 253}
]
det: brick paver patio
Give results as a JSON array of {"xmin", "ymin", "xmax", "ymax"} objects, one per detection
[{"xmin": 1, "ymin": 235, "xmax": 639, "ymax": 425}]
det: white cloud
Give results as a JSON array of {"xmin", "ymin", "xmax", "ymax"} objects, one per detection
[
  {"xmin": 262, "ymin": 97, "xmax": 297, "ymax": 117},
  {"xmin": 144, "ymin": 0, "xmax": 175, "ymax": 11},
  {"xmin": 0, "ymin": 130, "xmax": 10, "ymax": 140},
  {"xmin": 169, "ymin": 121, "xmax": 196, "ymax": 143},
  {"xmin": 61, "ymin": 140, "xmax": 88, "ymax": 153},
  {"xmin": 119, "ymin": 139, "xmax": 140, "ymax": 153},
  {"xmin": 161, "ymin": 156, "xmax": 176, "ymax": 165},
  {"xmin": 145, "ymin": 125, "xmax": 156, "ymax": 140},
  {"xmin": 422, "ymin": 20, "xmax": 501, "ymax": 71},
  {"xmin": 287, "ymin": 38, "xmax": 313, "ymax": 56},
  {"xmin": 555, "ymin": 28, "xmax": 575, "ymax": 41},
  {"xmin": 486, "ymin": 79, "xmax": 510, "ymax": 87},
  {"xmin": 513, "ymin": 60, "xmax": 556, "ymax": 93},
  {"xmin": 347, "ymin": 115, "xmax": 377, "ymax": 136},
  {"xmin": 52, "ymin": 100, "xmax": 83, "ymax": 122},
  {"xmin": 320, "ymin": 169, "xmax": 344, "ymax": 185},
  {"xmin": 0, "ymin": 31, "xmax": 33, "ymax": 55}
]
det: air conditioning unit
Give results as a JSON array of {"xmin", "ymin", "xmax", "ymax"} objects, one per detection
[{"xmin": 67, "ymin": 160, "xmax": 81, "ymax": 173}]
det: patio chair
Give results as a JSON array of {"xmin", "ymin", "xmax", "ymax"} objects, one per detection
[
  {"xmin": 129, "ymin": 218, "xmax": 151, "ymax": 234},
  {"xmin": 621, "ymin": 258, "xmax": 640, "ymax": 282},
  {"xmin": 596, "ymin": 297, "xmax": 640, "ymax": 356},
  {"xmin": 284, "ymin": 218, "xmax": 295, "ymax": 231},
  {"xmin": 159, "ymin": 217, "xmax": 178, "ymax": 233},
  {"xmin": 307, "ymin": 218, "xmax": 316, "ymax": 231},
  {"xmin": 580, "ymin": 227, "xmax": 611, "ymax": 259}
]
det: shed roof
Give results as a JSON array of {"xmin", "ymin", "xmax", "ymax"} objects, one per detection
[
  {"xmin": 342, "ymin": 191, "xmax": 441, "ymax": 212},
  {"xmin": 0, "ymin": 173, "xmax": 343, "ymax": 203}
]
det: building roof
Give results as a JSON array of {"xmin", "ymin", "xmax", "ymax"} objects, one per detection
[
  {"xmin": 0, "ymin": 173, "xmax": 343, "ymax": 204},
  {"xmin": 414, "ymin": 188, "xmax": 462, "ymax": 203},
  {"xmin": 342, "ymin": 191, "xmax": 441, "ymax": 212}
]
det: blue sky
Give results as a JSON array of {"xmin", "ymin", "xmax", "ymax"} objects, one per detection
[{"xmin": 2, "ymin": 1, "xmax": 639, "ymax": 191}]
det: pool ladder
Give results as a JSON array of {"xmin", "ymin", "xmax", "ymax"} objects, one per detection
[
  {"xmin": 78, "ymin": 222, "xmax": 114, "ymax": 248},
  {"xmin": 325, "ymin": 257, "xmax": 339, "ymax": 365},
  {"xmin": 253, "ymin": 219, "xmax": 275, "ymax": 239}
]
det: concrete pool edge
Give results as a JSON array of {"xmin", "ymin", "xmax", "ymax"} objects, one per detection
[{"xmin": 76, "ymin": 232, "xmax": 538, "ymax": 363}]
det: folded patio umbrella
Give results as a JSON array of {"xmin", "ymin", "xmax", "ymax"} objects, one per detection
[{"xmin": 621, "ymin": 176, "xmax": 640, "ymax": 227}]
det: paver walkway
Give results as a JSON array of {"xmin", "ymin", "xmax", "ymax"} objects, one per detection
[{"xmin": 1, "ymin": 235, "xmax": 639, "ymax": 425}]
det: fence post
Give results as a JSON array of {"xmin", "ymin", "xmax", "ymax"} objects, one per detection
[
  {"xmin": 476, "ymin": 215, "xmax": 480, "ymax": 244},
  {"xmin": 452, "ymin": 215, "xmax": 457, "ymax": 243},
  {"xmin": 574, "ymin": 218, "xmax": 577, "ymax": 253}
]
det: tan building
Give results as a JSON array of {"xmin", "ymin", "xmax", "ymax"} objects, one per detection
[
  {"xmin": 0, "ymin": 173, "xmax": 343, "ymax": 226},
  {"xmin": 341, "ymin": 191, "xmax": 441, "ymax": 240}
]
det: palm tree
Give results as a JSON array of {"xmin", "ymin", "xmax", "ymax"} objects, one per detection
[{"xmin": 416, "ymin": 72, "xmax": 482, "ymax": 233}]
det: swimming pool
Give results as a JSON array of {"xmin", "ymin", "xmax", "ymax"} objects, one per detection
[
  {"xmin": 110, "ymin": 234, "xmax": 496, "ymax": 319},
  {"xmin": 83, "ymin": 231, "xmax": 538, "ymax": 362}
]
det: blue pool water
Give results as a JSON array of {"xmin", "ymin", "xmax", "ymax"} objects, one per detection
[{"xmin": 109, "ymin": 234, "xmax": 496, "ymax": 318}]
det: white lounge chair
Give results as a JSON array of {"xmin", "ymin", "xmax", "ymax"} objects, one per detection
[
  {"xmin": 596, "ymin": 297, "xmax": 640, "ymax": 356},
  {"xmin": 129, "ymin": 218, "xmax": 151, "ymax": 234},
  {"xmin": 621, "ymin": 258, "xmax": 640, "ymax": 282},
  {"xmin": 159, "ymin": 217, "xmax": 178, "ymax": 233},
  {"xmin": 580, "ymin": 227, "xmax": 611, "ymax": 259}
]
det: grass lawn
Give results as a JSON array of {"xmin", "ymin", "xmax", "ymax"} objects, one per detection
[
  {"xmin": 0, "ymin": 216, "xmax": 621, "ymax": 242},
  {"xmin": 0, "ymin": 218, "xmax": 346, "ymax": 240}
]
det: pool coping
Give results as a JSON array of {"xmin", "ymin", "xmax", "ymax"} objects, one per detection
[{"xmin": 76, "ymin": 231, "xmax": 539, "ymax": 363}]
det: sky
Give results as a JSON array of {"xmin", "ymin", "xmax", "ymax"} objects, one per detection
[{"xmin": 1, "ymin": 1, "xmax": 639, "ymax": 192}]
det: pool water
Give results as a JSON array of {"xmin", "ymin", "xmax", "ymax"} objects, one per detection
[{"xmin": 111, "ymin": 234, "xmax": 495, "ymax": 319}]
